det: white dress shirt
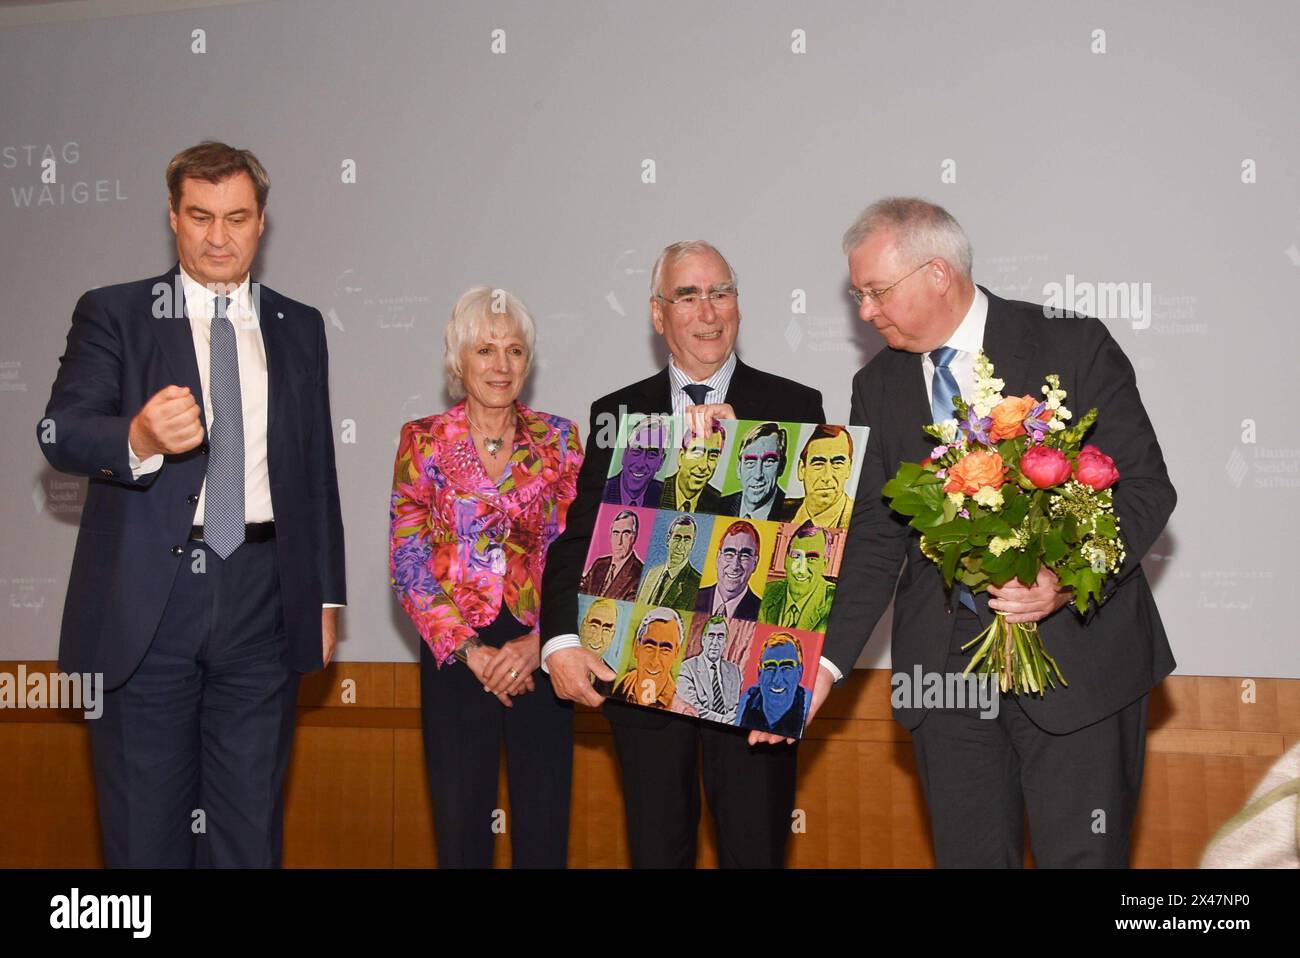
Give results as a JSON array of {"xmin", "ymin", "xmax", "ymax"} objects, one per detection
[{"xmin": 128, "ymin": 268, "xmax": 272, "ymax": 524}]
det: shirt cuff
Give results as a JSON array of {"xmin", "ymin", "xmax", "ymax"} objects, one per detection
[
  {"xmin": 540, "ymin": 633, "xmax": 581, "ymax": 673},
  {"xmin": 126, "ymin": 438, "xmax": 164, "ymax": 480},
  {"xmin": 819, "ymin": 655, "xmax": 844, "ymax": 683},
  {"xmin": 322, "ymin": 603, "xmax": 345, "ymax": 609}
]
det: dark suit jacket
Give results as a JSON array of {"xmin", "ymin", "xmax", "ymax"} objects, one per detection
[
  {"xmin": 718, "ymin": 485, "xmax": 786, "ymax": 520},
  {"xmin": 541, "ymin": 356, "xmax": 825, "ymax": 728},
  {"xmin": 694, "ymin": 583, "xmax": 761, "ymax": 621},
  {"xmin": 823, "ymin": 287, "xmax": 1176, "ymax": 733},
  {"xmin": 37, "ymin": 265, "xmax": 347, "ymax": 689},
  {"xmin": 579, "ymin": 552, "xmax": 644, "ymax": 602},
  {"xmin": 659, "ymin": 472, "xmax": 724, "ymax": 514}
]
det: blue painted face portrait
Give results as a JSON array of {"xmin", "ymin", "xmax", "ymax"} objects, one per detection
[
  {"xmin": 621, "ymin": 425, "xmax": 668, "ymax": 498},
  {"xmin": 758, "ymin": 637, "xmax": 803, "ymax": 725}
]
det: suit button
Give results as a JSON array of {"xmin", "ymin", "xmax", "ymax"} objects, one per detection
[
  {"xmin": 199, "ymin": 442, "xmax": 209, "ymax": 455},
  {"xmin": 187, "ymin": 494, "xmax": 199, "ymax": 504},
  {"xmin": 171, "ymin": 545, "xmax": 184, "ymax": 556}
]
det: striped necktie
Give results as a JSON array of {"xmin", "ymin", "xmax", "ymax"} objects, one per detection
[{"xmin": 206, "ymin": 294, "xmax": 245, "ymax": 559}]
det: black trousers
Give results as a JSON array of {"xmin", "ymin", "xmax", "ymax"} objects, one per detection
[
  {"xmin": 419, "ymin": 608, "xmax": 574, "ymax": 868},
  {"xmin": 89, "ymin": 538, "xmax": 300, "ymax": 868},
  {"xmin": 909, "ymin": 604, "xmax": 1149, "ymax": 868},
  {"xmin": 608, "ymin": 704, "xmax": 799, "ymax": 868}
]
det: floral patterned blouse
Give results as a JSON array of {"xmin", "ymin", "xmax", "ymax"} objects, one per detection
[{"xmin": 390, "ymin": 401, "xmax": 583, "ymax": 666}]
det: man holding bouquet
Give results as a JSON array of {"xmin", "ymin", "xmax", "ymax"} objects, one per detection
[{"xmin": 805, "ymin": 197, "xmax": 1176, "ymax": 867}]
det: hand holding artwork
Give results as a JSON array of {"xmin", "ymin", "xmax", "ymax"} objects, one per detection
[
  {"xmin": 684, "ymin": 402, "xmax": 735, "ymax": 439},
  {"xmin": 547, "ymin": 646, "xmax": 613, "ymax": 708},
  {"xmin": 748, "ymin": 663, "xmax": 834, "ymax": 745}
]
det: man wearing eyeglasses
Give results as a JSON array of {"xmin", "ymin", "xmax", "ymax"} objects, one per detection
[
  {"xmin": 540, "ymin": 240, "xmax": 825, "ymax": 868},
  {"xmin": 809, "ymin": 197, "xmax": 1176, "ymax": 868},
  {"xmin": 695, "ymin": 520, "xmax": 763, "ymax": 620}
]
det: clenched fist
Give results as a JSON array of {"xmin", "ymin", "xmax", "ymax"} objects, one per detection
[{"xmin": 129, "ymin": 385, "xmax": 204, "ymax": 458}]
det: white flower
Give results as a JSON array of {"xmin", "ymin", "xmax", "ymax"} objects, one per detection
[
  {"xmin": 947, "ymin": 491, "xmax": 966, "ymax": 507},
  {"xmin": 972, "ymin": 486, "xmax": 1004, "ymax": 509},
  {"xmin": 937, "ymin": 418, "xmax": 959, "ymax": 443}
]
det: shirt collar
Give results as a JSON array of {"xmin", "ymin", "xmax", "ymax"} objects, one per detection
[
  {"xmin": 939, "ymin": 286, "xmax": 987, "ymax": 355},
  {"xmin": 179, "ymin": 265, "xmax": 256, "ymax": 323},
  {"xmin": 668, "ymin": 350, "xmax": 736, "ymax": 396}
]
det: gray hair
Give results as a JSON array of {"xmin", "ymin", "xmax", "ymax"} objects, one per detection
[
  {"xmin": 650, "ymin": 240, "xmax": 738, "ymax": 298},
  {"xmin": 635, "ymin": 606, "xmax": 684, "ymax": 643},
  {"xmin": 666, "ymin": 514, "xmax": 697, "ymax": 538},
  {"xmin": 841, "ymin": 197, "xmax": 973, "ymax": 279},
  {"xmin": 443, "ymin": 286, "xmax": 537, "ymax": 400},
  {"xmin": 611, "ymin": 509, "xmax": 640, "ymax": 538}
]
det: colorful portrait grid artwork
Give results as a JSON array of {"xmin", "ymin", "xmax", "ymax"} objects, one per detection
[{"xmin": 576, "ymin": 413, "xmax": 869, "ymax": 739}]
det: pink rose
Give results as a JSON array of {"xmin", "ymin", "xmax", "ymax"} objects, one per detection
[
  {"xmin": 1020, "ymin": 446, "xmax": 1072, "ymax": 488},
  {"xmin": 1074, "ymin": 444, "xmax": 1120, "ymax": 490}
]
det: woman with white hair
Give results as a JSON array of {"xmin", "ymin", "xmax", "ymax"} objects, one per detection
[{"xmin": 390, "ymin": 286, "xmax": 583, "ymax": 867}]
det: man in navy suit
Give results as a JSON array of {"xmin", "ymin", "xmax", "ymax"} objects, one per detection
[
  {"xmin": 36, "ymin": 142, "xmax": 346, "ymax": 868},
  {"xmin": 809, "ymin": 197, "xmax": 1175, "ymax": 866}
]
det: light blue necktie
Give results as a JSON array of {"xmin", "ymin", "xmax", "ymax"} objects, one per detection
[
  {"xmin": 206, "ymin": 294, "xmax": 245, "ymax": 559},
  {"xmin": 930, "ymin": 347, "xmax": 977, "ymax": 614}
]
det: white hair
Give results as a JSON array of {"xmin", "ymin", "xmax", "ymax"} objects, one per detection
[
  {"xmin": 841, "ymin": 197, "xmax": 973, "ymax": 278},
  {"xmin": 649, "ymin": 240, "xmax": 738, "ymax": 298},
  {"xmin": 635, "ymin": 606, "xmax": 684, "ymax": 642},
  {"xmin": 443, "ymin": 286, "xmax": 536, "ymax": 401}
]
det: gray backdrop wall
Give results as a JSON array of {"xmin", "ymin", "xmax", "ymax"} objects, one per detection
[{"xmin": 3, "ymin": 0, "xmax": 1297, "ymax": 676}]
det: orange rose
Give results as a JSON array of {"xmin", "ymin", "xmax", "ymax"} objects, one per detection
[
  {"xmin": 943, "ymin": 450, "xmax": 1006, "ymax": 494},
  {"xmin": 988, "ymin": 394, "xmax": 1038, "ymax": 442}
]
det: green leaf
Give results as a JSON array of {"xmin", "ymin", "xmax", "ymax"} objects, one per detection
[
  {"xmin": 1015, "ymin": 544, "xmax": 1040, "ymax": 585},
  {"xmin": 1001, "ymin": 491, "xmax": 1031, "ymax": 528},
  {"xmin": 889, "ymin": 491, "xmax": 926, "ymax": 516},
  {"xmin": 925, "ymin": 517, "xmax": 972, "ymax": 543},
  {"xmin": 942, "ymin": 543, "xmax": 961, "ymax": 585},
  {"xmin": 909, "ymin": 507, "xmax": 947, "ymax": 529},
  {"xmin": 1043, "ymin": 525, "xmax": 1068, "ymax": 564}
]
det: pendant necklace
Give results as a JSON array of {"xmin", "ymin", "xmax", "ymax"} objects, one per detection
[{"xmin": 466, "ymin": 407, "xmax": 512, "ymax": 458}]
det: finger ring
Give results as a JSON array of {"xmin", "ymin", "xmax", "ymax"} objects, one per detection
[{"xmin": 508, "ymin": 669, "xmax": 519, "ymax": 680}]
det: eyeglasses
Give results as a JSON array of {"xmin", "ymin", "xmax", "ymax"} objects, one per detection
[
  {"xmin": 655, "ymin": 285, "xmax": 738, "ymax": 311},
  {"xmin": 849, "ymin": 260, "xmax": 932, "ymax": 306},
  {"xmin": 718, "ymin": 547, "xmax": 757, "ymax": 563}
]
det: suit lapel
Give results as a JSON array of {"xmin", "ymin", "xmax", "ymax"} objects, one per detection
[
  {"xmin": 255, "ymin": 281, "xmax": 287, "ymax": 444},
  {"xmin": 979, "ymin": 286, "xmax": 1035, "ymax": 397}
]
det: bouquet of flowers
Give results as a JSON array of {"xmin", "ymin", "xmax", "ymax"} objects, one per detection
[{"xmin": 881, "ymin": 350, "xmax": 1124, "ymax": 694}]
